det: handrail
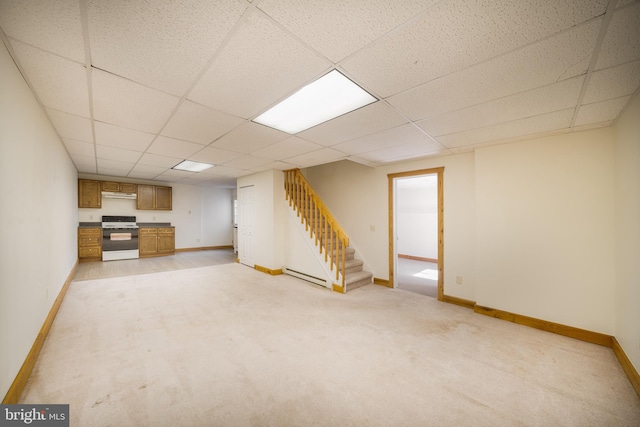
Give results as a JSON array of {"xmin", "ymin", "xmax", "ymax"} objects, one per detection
[{"xmin": 284, "ymin": 169, "xmax": 349, "ymax": 288}]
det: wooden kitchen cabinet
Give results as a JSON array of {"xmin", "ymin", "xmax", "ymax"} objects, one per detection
[
  {"xmin": 157, "ymin": 228, "xmax": 175, "ymax": 254},
  {"xmin": 78, "ymin": 227, "xmax": 102, "ymax": 262},
  {"xmin": 137, "ymin": 184, "xmax": 172, "ymax": 210},
  {"xmin": 139, "ymin": 228, "xmax": 158, "ymax": 256},
  {"xmin": 78, "ymin": 179, "xmax": 101, "ymax": 208},
  {"xmin": 139, "ymin": 227, "xmax": 175, "ymax": 257},
  {"xmin": 102, "ymin": 181, "xmax": 136, "ymax": 193}
]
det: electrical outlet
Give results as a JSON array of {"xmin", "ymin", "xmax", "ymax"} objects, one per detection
[{"xmin": 455, "ymin": 276, "xmax": 463, "ymax": 285}]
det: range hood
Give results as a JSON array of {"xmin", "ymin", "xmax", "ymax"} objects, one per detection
[{"xmin": 102, "ymin": 191, "xmax": 137, "ymax": 200}]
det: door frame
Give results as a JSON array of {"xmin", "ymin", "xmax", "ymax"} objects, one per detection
[{"xmin": 388, "ymin": 167, "xmax": 444, "ymax": 300}]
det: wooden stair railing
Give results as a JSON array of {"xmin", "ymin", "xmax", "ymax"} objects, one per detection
[{"xmin": 284, "ymin": 169, "xmax": 349, "ymax": 287}]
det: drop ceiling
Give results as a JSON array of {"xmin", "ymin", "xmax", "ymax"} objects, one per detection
[{"xmin": 1, "ymin": 0, "xmax": 638, "ymax": 188}]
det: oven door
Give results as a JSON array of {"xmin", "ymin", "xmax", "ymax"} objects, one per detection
[{"xmin": 102, "ymin": 228, "xmax": 139, "ymax": 260}]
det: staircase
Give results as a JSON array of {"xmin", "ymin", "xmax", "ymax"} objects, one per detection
[{"xmin": 285, "ymin": 169, "xmax": 372, "ymax": 293}]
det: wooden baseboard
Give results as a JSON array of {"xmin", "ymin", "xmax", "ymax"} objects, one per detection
[
  {"xmin": 332, "ymin": 283, "xmax": 345, "ymax": 294},
  {"xmin": 373, "ymin": 277, "xmax": 392, "ymax": 288},
  {"xmin": 442, "ymin": 294, "xmax": 476, "ymax": 310},
  {"xmin": 175, "ymin": 245, "xmax": 233, "ymax": 252},
  {"xmin": 3, "ymin": 260, "xmax": 79, "ymax": 404},
  {"xmin": 398, "ymin": 254, "xmax": 438, "ymax": 263},
  {"xmin": 612, "ymin": 337, "xmax": 640, "ymax": 398},
  {"xmin": 473, "ymin": 305, "xmax": 613, "ymax": 347},
  {"xmin": 254, "ymin": 265, "xmax": 283, "ymax": 275}
]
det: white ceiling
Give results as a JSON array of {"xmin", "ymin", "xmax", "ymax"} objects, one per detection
[{"xmin": 1, "ymin": 0, "xmax": 638, "ymax": 188}]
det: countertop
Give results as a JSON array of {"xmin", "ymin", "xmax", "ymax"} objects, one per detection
[{"xmin": 78, "ymin": 222, "xmax": 173, "ymax": 228}]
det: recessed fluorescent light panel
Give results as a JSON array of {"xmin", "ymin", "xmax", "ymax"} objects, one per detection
[
  {"xmin": 172, "ymin": 160, "xmax": 213, "ymax": 172},
  {"xmin": 253, "ymin": 69, "xmax": 377, "ymax": 134}
]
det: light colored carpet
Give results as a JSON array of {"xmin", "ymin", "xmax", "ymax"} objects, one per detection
[
  {"xmin": 396, "ymin": 258, "xmax": 438, "ymax": 298},
  {"xmin": 21, "ymin": 263, "xmax": 640, "ymax": 426}
]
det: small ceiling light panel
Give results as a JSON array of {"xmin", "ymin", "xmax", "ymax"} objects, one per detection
[
  {"xmin": 172, "ymin": 160, "xmax": 213, "ymax": 172},
  {"xmin": 253, "ymin": 69, "xmax": 377, "ymax": 134}
]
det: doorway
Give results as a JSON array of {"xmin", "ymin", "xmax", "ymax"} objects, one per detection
[{"xmin": 388, "ymin": 168, "xmax": 444, "ymax": 300}]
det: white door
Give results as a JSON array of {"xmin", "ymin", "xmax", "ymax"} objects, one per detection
[{"xmin": 238, "ymin": 185, "xmax": 255, "ymax": 267}]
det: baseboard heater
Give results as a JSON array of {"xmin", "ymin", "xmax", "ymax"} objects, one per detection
[{"xmin": 283, "ymin": 268, "xmax": 328, "ymax": 288}]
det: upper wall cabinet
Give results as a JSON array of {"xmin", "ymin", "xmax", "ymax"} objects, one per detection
[
  {"xmin": 137, "ymin": 184, "xmax": 172, "ymax": 211},
  {"xmin": 102, "ymin": 181, "xmax": 137, "ymax": 193},
  {"xmin": 78, "ymin": 179, "xmax": 101, "ymax": 208}
]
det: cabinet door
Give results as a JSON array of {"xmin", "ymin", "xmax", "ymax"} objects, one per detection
[
  {"xmin": 78, "ymin": 180, "xmax": 101, "ymax": 208},
  {"xmin": 137, "ymin": 185, "xmax": 156, "ymax": 210},
  {"xmin": 157, "ymin": 228, "xmax": 175, "ymax": 253},
  {"xmin": 120, "ymin": 183, "xmax": 137, "ymax": 193},
  {"xmin": 139, "ymin": 229, "xmax": 158, "ymax": 255},
  {"xmin": 155, "ymin": 186, "xmax": 172, "ymax": 210},
  {"xmin": 101, "ymin": 181, "xmax": 120, "ymax": 192}
]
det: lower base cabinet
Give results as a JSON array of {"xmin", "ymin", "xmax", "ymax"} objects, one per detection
[
  {"xmin": 78, "ymin": 227, "xmax": 102, "ymax": 262},
  {"xmin": 139, "ymin": 227, "xmax": 175, "ymax": 257}
]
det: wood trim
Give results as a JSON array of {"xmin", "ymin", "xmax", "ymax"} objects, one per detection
[
  {"xmin": 612, "ymin": 337, "xmax": 640, "ymax": 398},
  {"xmin": 442, "ymin": 295, "xmax": 476, "ymax": 310},
  {"xmin": 398, "ymin": 254, "xmax": 438, "ymax": 263},
  {"xmin": 175, "ymin": 245, "xmax": 233, "ymax": 252},
  {"xmin": 254, "ymin": 265, "xmax": 283, "ymax": 275},
  {"xmin": 332, "ymin": 283, "xmax": 345, "ymax": 294},
  {"xmin": 3, "ymin": 260, "xmax": 79, "ymax": 404},
  {"xmin": 373, "ymin": 277, "xmax": 392, "ymax": 288},
  {"xmin": 473, "ymin": 305, "xmax": 613, "ymax": 347}
]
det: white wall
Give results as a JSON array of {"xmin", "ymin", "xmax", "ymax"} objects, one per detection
[
  {"xmin": 78, "ymin": 177, "xmax": 233, "ymax": 249},
  {"xmin": 396, "ymin": 180, "xmax": 438, "ymax": 259},
  {"xmin": 237, "ymin": 170, "xmax": 285, "ymax": 271},
  {"xmin": 613, "ymin": 93, "xmax": 640, "ymax": 372},
  {"xmin": 304, "ymin": 153, "xmax": 477, "ymax": 302},
  {"xmin": 0, "ymin": 40, "xmax": 78, "ymax": 399},
  {"xmin": 475, "ymin": 129, "xmax": 616, "ymax": 334},
  {"xmin": 305, "ymin": 129, "xmax": 618, "ymax": 336}
]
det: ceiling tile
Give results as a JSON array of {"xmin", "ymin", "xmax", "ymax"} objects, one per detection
[
  {"xmin": 342, "ymin": 0, "xmax": 607, "ymax": 97},
  {"xmin": 94, "ymin": 121, "xmax": 155, "ymax": 151},
  {"xmin": 582, "ymin": 60, "xmax": 640, "ymax": 104},
  {"xmin": 251, "ymin": 161, "xmax": 297, "ymax": 172},
  {"xmin": 92, "ymin": 69, "xmax": 180, "ymax": 134},
  {"xmin": 201, "ymin": 165, "xmax": 249, "ymax": 178},
  {"xmin": 87, "ymin": 0, "xmax": 248, "ymax": 95},
  {"xmin": 95, "ymin": 145, "xmax": 142, "ymax": 163},
  {"xmin": 257, "ymin": 0, "xmax": 437, "ymax": 62},
  {"xmin": 63, "ymin": 139, "xmax": 94, "ymax": 157},
  {"xmin": 96, "ymin": 158, "xmax": 134, "ymax": 173},
  {"xmin": 417, "ymin": 77, "xmax": 584, "ymax": 136},
  {"xmin": 0, "ymin": 0, "xmax": 84, "ymax": 62},
  {"xmin": 284, "ymin": 148, "xmax": 347, "ymax": 168},
  {"xmin": 188, "ymin": 8, "xmax": 331, "ymax": 119},
  {"xmin": 594, "ymin": 2, "xmax": 640, "ymax": 70},
  {"xmin": 298, "ymin": 101, "xmax": 408, "ymax": 146},
  {"xmin": 222, "ymin": 155, "xmax": 274, "ymax": 170},
  {"xmin": 161, "ymin": 100, "xmax": 244, "ymax": 145},
  {"xmin": 354, "ymin": 139, "xmax": 445, "ymax": 164},
  {"xmin": 387, "ymin": 20, "xmax": 600, "ymax": 121},
  {"xmin": 46, "ymin": 109, "xmax": 93, "ymax": 142},
  {"xmin": 332, "ymin": 124, "xmax": 441, "ymax": 155},
  {"xmin": 11, "ymin": 41, "xmax": 90, "ymax": 117},
  {"xmin": 129, "ymin": 164, "xmax": 168, "ymax": 175},
  {"xmin": 436, "ymin": 109, "xmax": 574, "ymax": 148},
  {"xmin": 69, "ymin": 154, "xmax": 97, "ymax": 173},
  {"xmin": 127, "ymin": 171, "xmax": 162, "ymax": 180},
  {"xmin": 211, "ymin": 122, "xmax": 288, "ymax": 154},
  {"xmin": 146, "ymin": 136, "xmax": 203, "ymax": 159},
  {"xmin": 189, "ymin": 147, "xmax": 244, "ymax": 165},
  {"xmin": 251, "ymin": 137, "xmax": 324, "ymax": 160},
  {"xmin": 574, "ymin": 96, "xmax": 630, "ymax": 127},
  {"xmin": 137, "ymin": 153, "xmax": 183, "ymax": 168}
]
